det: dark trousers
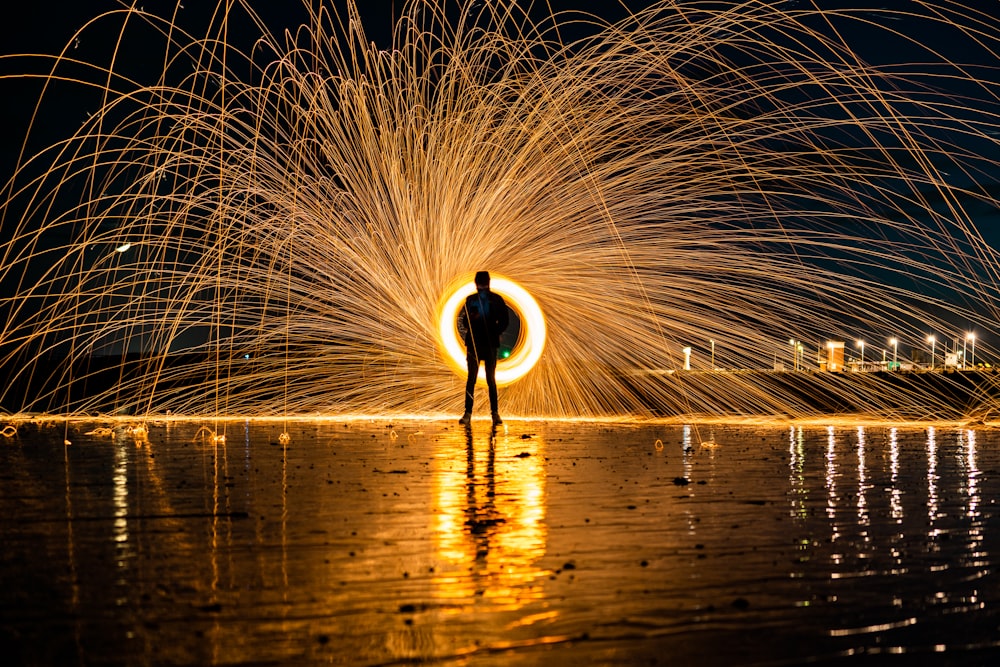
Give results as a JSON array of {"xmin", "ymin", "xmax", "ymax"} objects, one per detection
[{"xmin": 465, "ymin": 344, "xmax": 498, "ymax": 414}]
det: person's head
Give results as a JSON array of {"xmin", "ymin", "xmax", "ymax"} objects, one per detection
[{"xmin": 474, "ymin": 271, "xmax": 490, "ymax": 291}]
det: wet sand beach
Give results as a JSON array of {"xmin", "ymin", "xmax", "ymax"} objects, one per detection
[{"xmin": 1, "ymin": 418, "xmax": 998, "ymax": 665}]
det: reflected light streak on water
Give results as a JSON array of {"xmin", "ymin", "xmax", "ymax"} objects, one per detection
[
  {"xmin": 825, "ymin": 426, "xmax": 839, "ymax": 544},
  {"xmin": 965, "ymin": 429, "xmax": 980, "ymax": 521},
  {"xmin": 113, "ymin": 440, "xmax": 130, "ymax": 609},
  {"xmin": 856, "ymin": 426, "xmax": 869, "ymax": 532},
  {"xmin": 113, "ymin": 441, "xmax": 128, "ymax": 547},
  {"xmin": 927, "ymin": 426, "xmax": 939, "ymax": 529},
  {"xmin": 682, "ymin": 424, "xmax": 693, "ymax": 479},
  {"xmin": 682, "ymin": 424, "xmax": 698, "ymax": 534},
  {"xmin": 789, "ymin": 425, "xmax": 806, "ymax": 520},
  {"xmin": 890, "ymin": 427, "xmax": 903, "ymax": 522},
  {"xmin": 961, "ymin": 429, "xmax": 986, "ymax": 575}
]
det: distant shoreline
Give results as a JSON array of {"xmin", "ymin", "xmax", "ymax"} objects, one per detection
[{"xmin": 2, "ymin": 353, "xmax": 999, "ymax": 422}]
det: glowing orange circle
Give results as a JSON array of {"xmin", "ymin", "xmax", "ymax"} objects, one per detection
[{"xmin": 437, "ymin": 275, "xmax": 546, "ymax": 386}]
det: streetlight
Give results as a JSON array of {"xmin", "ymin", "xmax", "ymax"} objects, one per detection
[
  {"xmin": 682, "ymin": 346, "xmax": 692, "ymax": 371},
  {"xmin": 710, "ymin": 339, "xmax": 715, "ymax": 370},
  {"xmin": 856, "ymin": 339, "xmax": 865, "ymax": 370},
  {"xmin": 789, "ymin": 338, "xmax": 797, "ymax": 371},
  {"xmin": 927, "ymin": 335, "xmax": 936, "ymax": 370},
  {"xmin": 889, "ymin": 338, "xmax": 898, "ymax": 369},
  {"xmin": 967, "ymin": 333, "xmax": 976, "ymax": 369}
]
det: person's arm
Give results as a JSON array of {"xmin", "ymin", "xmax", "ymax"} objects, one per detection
[
  {"xmin": 496, "ymin": 295, "xmax": 509, "ymax": 333},
  {"xmin": 457, "ymin": 303, "xmax": 469, "ymax": 341}
]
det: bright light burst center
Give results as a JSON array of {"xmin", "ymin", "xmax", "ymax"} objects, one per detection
[{"xmin": 438, "ymin": 276, "xmax": 546, "ymax": 386}]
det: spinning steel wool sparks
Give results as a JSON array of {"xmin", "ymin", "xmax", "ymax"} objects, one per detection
[{"xmin": 1, "ymin": 1, "xmax": 1000, "ymax": 419}]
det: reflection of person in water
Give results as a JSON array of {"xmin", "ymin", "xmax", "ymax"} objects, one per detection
[
  {"xmin": 464, "ymin": 424, "xmax": 503, "ymax": 561},
  {"xmin": 457, "ymin": 271, "xmax": 509, "ymax": 425}
]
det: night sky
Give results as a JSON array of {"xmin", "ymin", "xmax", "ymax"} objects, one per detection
[
  {"xmin": 0, "ymin": 0, "xmax": 706, "ymax": 227},
  {"xmin": 2, "ymin": 0, "xmax": 996, "ymax": 176},
  {"xmin": 2, "ymin": 0, "xmax": 996, "ymax": 180}
]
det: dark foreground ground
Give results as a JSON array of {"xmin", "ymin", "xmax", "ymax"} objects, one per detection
[{"xmin": 2, "ymin": 418, "xmax": 999, "ymax": 665}]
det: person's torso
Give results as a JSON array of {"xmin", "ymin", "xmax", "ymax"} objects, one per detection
[{"xmin": 465, "ymin": 292, "xmax": 501, "ymax": 339}]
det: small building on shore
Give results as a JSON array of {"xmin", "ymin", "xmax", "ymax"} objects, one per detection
[{"xmin": 823, "ymin": 341, "xmax": 845, "ymax": 372}]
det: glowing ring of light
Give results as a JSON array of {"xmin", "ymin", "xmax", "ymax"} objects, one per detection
[{"xmin": 438, "ymin": 275, "xmax": 546, "ymax": 386}]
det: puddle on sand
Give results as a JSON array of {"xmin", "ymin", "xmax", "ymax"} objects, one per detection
[{"xmin": 1, "ymin": 420, "xmax": 999, "ymax": 665}]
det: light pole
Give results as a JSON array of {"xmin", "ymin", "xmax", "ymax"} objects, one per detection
[
  {"xmin": 968, "ymin": 333, "xmax": 976, "ymax": 369},
  {"xmin": 927, "ymin": 335, "xmax": 936, "ymax": 370},
  {"xmin": 710, "ymin": 339, "xmax": 715, "ymax": 370},
  {"xmin": 856, "ymin": 339, "xmax": 865, "ymax": 370},
  {"xmin": 682, "ymin": 346, "xmax": 692, "ymax": 371},
  {"xmin": 889, "ymin": 338, "xmax": 898, "ymax": 369},
  {"xmin": 789, "ymin": 339, "xmax": 797, "ymax": 371}
]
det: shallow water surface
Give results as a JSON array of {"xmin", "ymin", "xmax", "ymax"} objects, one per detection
[{"xmin": 1, "ymin": 419, "xmax": 999, "ymax": 665}]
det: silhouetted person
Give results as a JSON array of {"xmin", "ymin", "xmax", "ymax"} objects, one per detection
[{"xmin": 457, "ymin": 271, "xmax": 509, "ymax": 425}]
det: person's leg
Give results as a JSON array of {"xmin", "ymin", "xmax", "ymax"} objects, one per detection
[
  {"xmin": 464, "ymin": 350, "xmax": 480, "ymax": 415},
  {"xmin": 484, "ymin": 349, "xmax": 499, "ymax": 418}
]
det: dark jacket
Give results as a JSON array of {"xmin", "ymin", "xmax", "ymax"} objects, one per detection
[{"xmin": 457, "ymin": 290, "xmax": 509, "ymax": 354}]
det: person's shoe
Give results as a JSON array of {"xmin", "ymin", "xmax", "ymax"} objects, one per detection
[
  {"xmin": 458, "ymin": 412, "xmax": 472, "ymax": 425},
  {"xmin": 491, "ymin": 412, "xmax": 503, "ymax": 425}
]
